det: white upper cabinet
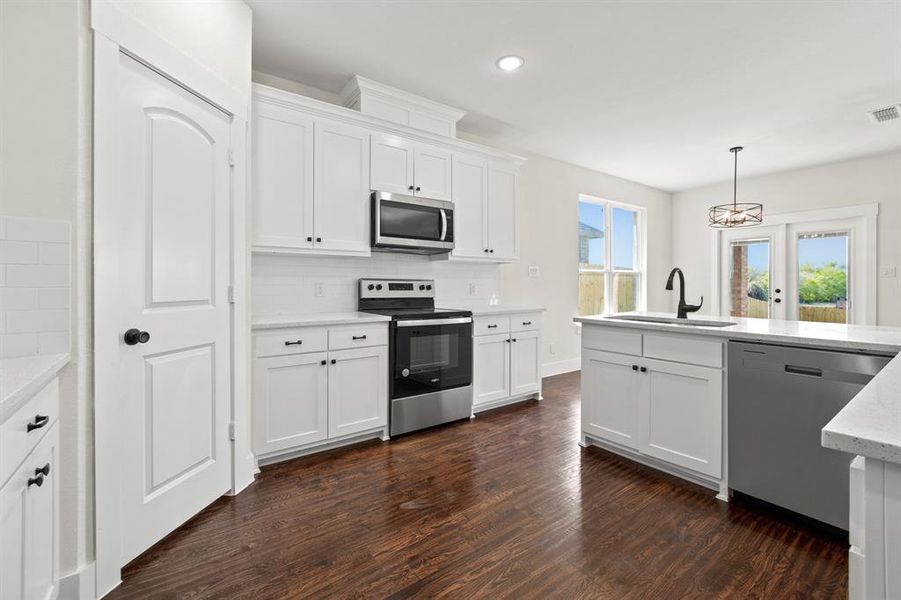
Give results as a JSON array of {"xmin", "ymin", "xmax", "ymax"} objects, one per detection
[
  {"xmin": 451, "ymin": 154, "xmax": 488, "ymax": 258},
  {"xmin": 487, "ymin": 162, "xmax": 518, "ymax": 261},
  {"xmin": 252, "ymin": 103, "xmax": 314, "ymax": 250},
  {"xmin": 370, "ymin": 134, "xmax": 452, "ymax": 201},
  {"xmin": 413, "ymin": 145, "xmax": 452, "ymax": 200},
  {"xmin": 314, "ymin": 118, "xmax": 371, "ymax": 254},
  {"xmin": 370, "ymin": 134, "xmax": 414, "ymax": 195}
]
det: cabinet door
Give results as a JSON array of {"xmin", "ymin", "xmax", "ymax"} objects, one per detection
[
  {"xmin": 510, "ymin": 330, "xmax": 541, "ymax": 397},
  {"xmin": 451, "ymin": 154, "xmax": 488, "ymax": 259},
  {"xmin": 414, "ymin": 144, "xmax": 452, "ymax": 201},
  {"xmin": 24, "ymin": 428, "xmax": 57, "ymax": 600},
  {"xmin": 314, "ymin": 118, "xmax": 371, "ymax": 253},
  {"xmin": 487, "ymin": 163, "xmax": 518, "ymax": 260},
  {"xmin": 251, "ymin": 102, "xmax": 314, "ymax": 249},
  {"xmin": 581, "ymin": 349, "xmax": 641, "ymax": 450},
  {"xmin": 0, "ymin": 463, "xmax": 27, "ymax": 600},
  {"xmin": 473, "ymin": 333, "xmax": 511, "ymax": 406},
  {"xmin": 370, "ymin": 133, "xmax": 414, "ymax": 195},
  {"xmin": 328, "ymin": 346, "xmax": 388, "ymax": 438},
  {"xmin": 252, "ymin": 352, "xmax": 329, "ymax": 455},
  {"xmin": 641, "ymin": 358, "xmax": 723, "ymax": 478}
]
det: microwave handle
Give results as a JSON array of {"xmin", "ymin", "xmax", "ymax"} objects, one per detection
[{"xmin": 440, "ymin": 209, "xmax": 448, "ymax": 241}]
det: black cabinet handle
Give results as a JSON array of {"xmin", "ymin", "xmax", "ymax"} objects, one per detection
[
  {"xmin": 306, "ymin": 236, "xmax": 313, "ymax": 242},
  {"xmin": 415, "ymin": 186, "xmax": 421, "ymax": 192},
  {"xmin": 484, "ymin": 249, "xmax": 489, "ymax": 253},
  {"xmin": 632, "ymin": 365, "xmax": 639, "ymax": 371},
  {"xmin": 775, "ymin": 288, "xmax": 782, "ymax": 294},
  {"xmin": 505, "ymin": 339, "xmax": 511, "ymax": 343},
  {"xmin": 352, "ymin": 335, "xmax": 367, "ymax": 340},
  {"xmin": 124, "ymin": 328, "xmax": 150, "ymax": 345},
  {"xmin": 522, "ymin": 321, "xmax": 532, "ymax": 326},
  {"xmin": 35, "ymin": 463, "xmax": 50, "ymax": 477},
  {"xmin": 321, "ymin": 360, "xmax": 327, "ymax": 366},
  {"xmin": 489, "ymin": 249, "xmax": 494, "ymax": 253},
  {"xmin": 331, "ymin": 359, "xmax": 336, "ymax": 364},
  {"xmin": 27, "ymin": 415, "xmax": 49, "ymax": 432},
  {"xmin": 316, "ymin": 237, "xmax": 322, "ymax": 243},
  {"xmin": 487, "ymin": 324, "xmax": 498, "ymax": 329},
  {"xmin": 408, "ymin": 185, "xmax": 414, "ymax": 191},
  {"xmin": 512, "ymin": 338, "xmax": 517, "ymax": 342},
  {"xmin": 640, "ymin": 366, "xmax": 647, "ymax": 373},
  {"xmin": 284, "ymin": 340, "xmax": 303, "ymax": 346},
  {"xmin": 28, "ymin": 473, "xmax": 44, "ymax": 488},
  {"xmin": 774, "ymin": 298, "xmax": 782, "ymax": 304}
]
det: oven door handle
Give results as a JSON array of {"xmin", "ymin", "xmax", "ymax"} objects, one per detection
[
  {"xmin": 396, "ymin": 317, "xmax": 472, "ymax": 327},
  {"xmin": 440, "ymin": 209, "xmax": 448, "ymax": 241}
]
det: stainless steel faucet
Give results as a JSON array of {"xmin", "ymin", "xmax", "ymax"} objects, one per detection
[{"xmin": 666, "ymin": 268, "xmax": 703, "ymax": 319}]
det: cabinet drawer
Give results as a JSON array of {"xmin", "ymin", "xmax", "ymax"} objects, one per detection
[
  {"xmin": 582, "ymin": 325, "xmax": 642, "ymax": 356},
  {"xmin": 474, "ymin": 316, "xmax": 510, "ymax": 336},
  {"xmin": 643, "ymin": 333, "xmax": 723, "ymax": 368},
  {"xmin": 0, "ymin": 378, "xmax": 59, "ymax": 488},
  {"xmin": 328, "ymin": 324, "xmax": 387, "ymax": 350},
  {"xmin": 255, "ymin": 328, "xmax": 328, "ymax": 358},
  {"xmin": 510, "ymin": 313, "xmax": 541, "ymax": 333}
]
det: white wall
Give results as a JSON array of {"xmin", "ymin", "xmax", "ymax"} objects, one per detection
[{"xmin": 671, "ymin": 151, "xmax": 901, "ymax": 326}]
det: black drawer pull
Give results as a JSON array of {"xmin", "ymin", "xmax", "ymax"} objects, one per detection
[
  {"xmin": 512, "ymin": 338, "xmax": 517, "ymax": 342},
  {"xmin": 487, "ymin": 324, "xmax": 498, "ymax": 329},
  {"xmin": 27, "ymin": 415, "xmax": 49, "ymax": 432},
  {"xmin": 522, "ymin": 321, "xmax": 532, "ymax": 326},
  {"xmin": 632, "ymin": 365, "xmax": 639, "ymax": 371},
  {"xmin": 785, "ymin": 365, "xmax": 822, "ymax": 377},
  {"xmin": 352, "ymin": 335, "xmax": 367, "ymax": 340},
  {"xmin": 28, "ymin": 473, "xmax": 44, "ymax": 488},
  {"xmin": 331, "ymin": 359, "xmax": 337, "ymax": 364},
  {"xmin": 35, "ymin": 463, "xmax": 50, "ymax": 477},
  {"xmin": 321, "ymin": 360, "xmax": 327, "ymax": 366},
  {"xmin": 640, "ymin": 366, "xmax": 647, "ymax": 373},
  {"xmin": 284, "ymin": 340, "xmax": 303, "ymax": 346}
]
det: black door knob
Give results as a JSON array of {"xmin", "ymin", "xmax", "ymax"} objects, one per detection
[
  {"xmin": 774, "ymin": 298, "xmax": 782, "ymax": 303},
  {"xmin": 775, "ymin": 288, "xmax": 782, "ymax": 294},
  {"xmin": 124, "ymin": 329, "xmax": 150, "ymax": 345}
]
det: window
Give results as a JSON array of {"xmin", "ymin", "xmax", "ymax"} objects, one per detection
[{"xmin": 578, "ymin": 195, "xmax": 644, "ymax": 315}]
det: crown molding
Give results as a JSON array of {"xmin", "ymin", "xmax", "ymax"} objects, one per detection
[{"xmin": 339, "ymin": 75, "xmax": 467, "ymax": 122}]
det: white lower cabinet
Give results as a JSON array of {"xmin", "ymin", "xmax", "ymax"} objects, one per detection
[
  {"xmin": 473, "ymin": 311, "xmax": 542, "ymax": 412},
  {"xmin": 0, "ymin": 379, "xmax": 60, "ymax": 600},
  {"xmin": 252, "ymin": 325, "xmax": 388, "ymax": 462},
  {"xmin": 580, "ymin": 325, "xmax": 724, "ymax": 482},
  {"xmin": 327, "ymin": 346, "xmax": 388, "ymax": 438}
]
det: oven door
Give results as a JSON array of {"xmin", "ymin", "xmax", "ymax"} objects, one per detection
[
  {"xmin": 392, "ymin": 317, "xmax": 472, "ymax": 399},
  {"xmin": 372, "ymin": 191, "xmax": 454, "ymax": 251}
]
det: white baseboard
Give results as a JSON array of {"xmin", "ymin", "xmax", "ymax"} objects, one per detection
[
  {"xmin": 542, "ymin": 358, "xmax": 580, "ymax": 378},
  {"xmin": 59, "ymin": 561, "xmax": 96, "ymax": 600}
]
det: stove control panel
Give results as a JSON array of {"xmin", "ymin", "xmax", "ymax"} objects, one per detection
[{"xmin": 360, "ymin": 279, "xmax": 435, "ymax": 299}]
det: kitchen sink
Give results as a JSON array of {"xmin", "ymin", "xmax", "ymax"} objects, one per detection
[{"xmin": 605, "ymin": 315, "xmax": 737, "ymax": 328}]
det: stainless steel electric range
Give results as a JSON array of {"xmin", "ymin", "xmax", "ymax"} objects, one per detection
[{"xmin": 358, "ymin": 279, "xmax": 473, "ymax": 436}]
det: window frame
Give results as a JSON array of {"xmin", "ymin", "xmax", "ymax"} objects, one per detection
[{"xmin": 578, "ymin": 193, "xmax": 647, "ymax": 315}]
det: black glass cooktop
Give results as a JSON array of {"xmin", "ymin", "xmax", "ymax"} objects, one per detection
[{"xmin": 360, "ymin": 307, "xmax": 472, "ymax": 321}]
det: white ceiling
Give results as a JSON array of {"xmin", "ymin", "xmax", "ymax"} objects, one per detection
[{"xmin": 248, "ymin": 1, "xmax": 901, "ymax": 192}]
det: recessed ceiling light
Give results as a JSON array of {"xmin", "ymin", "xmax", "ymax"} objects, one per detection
[{"xmin": 496, "ymin": 55, "xmax": 524, "ymax": 72}]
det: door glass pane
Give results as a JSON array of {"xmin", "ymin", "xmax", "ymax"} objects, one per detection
[
  {"xmin": 729, "ymin": 239, "xmax": 770, "ymax": 319},
  {"xmin": 612, "ymin": 273, "xmax": 638, "ymax": 312},
  {"xmin": 611, "ymin": 207, "xmax": 638, "ymax": 270},
  {"xmin": 578, "ymin": 271, "xmax": 605, "ymax": 315},
  {"xmin": 797, "ymin": 232, "xmax": 849, "ymax": 324},
  {"xmin": 578, "ymin": 201, "xmax": 605, "ymax": 269}
]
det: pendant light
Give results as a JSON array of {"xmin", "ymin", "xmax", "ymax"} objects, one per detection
[{"xmin": 708, "ymin": 146, "xmax": 763, "ymax": 228}]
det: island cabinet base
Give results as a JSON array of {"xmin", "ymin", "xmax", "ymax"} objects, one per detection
[{"xmin": 579, "ymin": 325, "xmax": 725, "ymax": 496}]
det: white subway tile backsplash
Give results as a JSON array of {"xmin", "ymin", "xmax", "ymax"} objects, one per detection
[
  {"xmin": 3, "ymin": 216, "xmax": 70, "ymax": 243},
  {"xmin": 0, "ymin": 216, "xmax": 70, "ymax": 358},
  {"xmin": 0, "ymin": 241, "xmax": 38, "ymax": 264},
  {"xmin": 5, "ymin": 264, "xmax": 70, "ymax": 287},
  {"xmin": 39, "ymin": 242, "xmax": 69, "ymax": 265}
]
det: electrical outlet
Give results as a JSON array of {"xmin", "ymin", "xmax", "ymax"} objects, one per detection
[
  {"xmin": 528, "ymin": 265, "xmax": 540, "ymax": 277},
  {"xmin": 468, "ymin": 283, "xmax": 477, "ymax": 296},
  {"xmin": 879, "ymin": 266, "xmax": 897, "ymax": 278},
  {"xmin": 314, "ymin": 282, "xmax": 325, "ymax": 297}
]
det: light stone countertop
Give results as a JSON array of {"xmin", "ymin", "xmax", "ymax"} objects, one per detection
[
  {"xmin": 0, "ymin": 353, "xmax": 70, "ymax": 424},
  {"xmin": 252, "ymin": 312, "xmax": 392, "ymax": 330},
  {"xmin": 575, "ymin": 312, "xmax": 901, "ymax": 465}
]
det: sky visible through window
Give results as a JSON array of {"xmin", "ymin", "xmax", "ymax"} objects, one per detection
[
  {"xmin": 744, "ymin": 235, "xmax": 847, "ymax": 271},
  {"xmin": 578, "ymin": 201, "xmax": 635, "ymax": 269}
]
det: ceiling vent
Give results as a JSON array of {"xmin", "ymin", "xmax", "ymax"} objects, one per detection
[{"xmin": 869, "ymin": 104, "xmax": 901, "ymax": 123}]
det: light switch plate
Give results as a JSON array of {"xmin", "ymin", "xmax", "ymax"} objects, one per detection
[
  {"xmin": 528, "ymin": 265, "xmax": 540, "ymax": 277},
  {"xmin": 879, "ymin": 266, "xmax": 897, "ymax": 278},
  {"xmin": 314, "ymin": 282, "xmax": 325, "ymax": 297}
]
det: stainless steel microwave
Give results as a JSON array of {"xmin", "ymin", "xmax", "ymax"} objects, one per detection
[{"xmin": 371, "ymin": 191, "xmax": 454, "ymax": 254}]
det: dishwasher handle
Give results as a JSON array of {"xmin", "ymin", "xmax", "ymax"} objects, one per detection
[{"xmin": 784, "ymin": 364, "xmax": 823, "ymax": 377}]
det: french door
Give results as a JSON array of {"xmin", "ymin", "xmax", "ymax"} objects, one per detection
[{"xmin": 720, "ymin": 214, "xmax": 868, "ymax": 324}]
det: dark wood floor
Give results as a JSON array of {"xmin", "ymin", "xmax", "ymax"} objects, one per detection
[{"xmin": 108, "ymin": 371, "xmax": 847, "ymax": 599}]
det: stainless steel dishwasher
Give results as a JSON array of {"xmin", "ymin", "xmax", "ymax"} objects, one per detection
[{"xmin": 728, "ymin": 340, "xmax": 893, "ymax": 530}]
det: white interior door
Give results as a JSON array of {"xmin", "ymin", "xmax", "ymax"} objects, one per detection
[
  {"xmin": 719, "ymin": 225, "xmax": 786, "ymax": 320},
  {"xmin": 110, "ymin": 52, "xmax": 232, "ymax": 564}
]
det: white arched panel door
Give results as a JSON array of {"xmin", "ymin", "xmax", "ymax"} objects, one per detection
[{"xmin": 96, "ymin": 51, "xmax": 233, "ymax": 565}]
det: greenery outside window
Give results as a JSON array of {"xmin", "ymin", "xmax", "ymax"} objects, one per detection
[{"xmin": 578, "ymin": 194, "xmax": 645, "ymax": 315}]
